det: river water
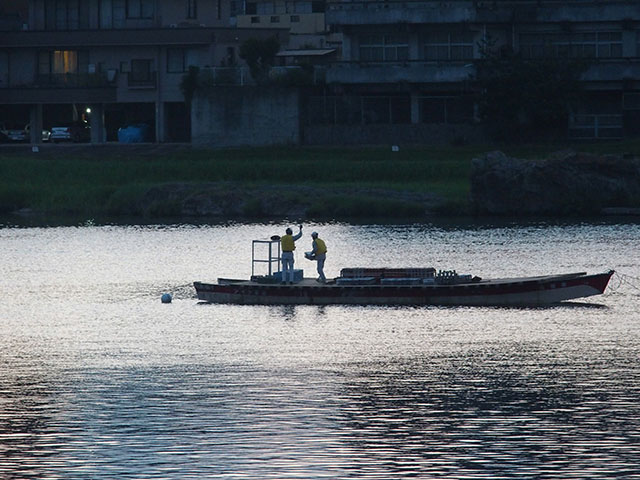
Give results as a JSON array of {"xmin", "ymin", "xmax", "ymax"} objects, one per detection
[{"xmin": 1, "ymin": 218, "xmax": 639, "ymax": 479}]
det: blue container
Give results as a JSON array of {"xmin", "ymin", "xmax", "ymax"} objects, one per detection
[{"xmin": 117, "ymin": 124, "xmax": 150, "ymax": 143}]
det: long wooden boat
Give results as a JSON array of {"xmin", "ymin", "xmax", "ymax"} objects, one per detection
[{"xmin": 193, "ymin": 269, "xmax": 614, "ymax": 307}]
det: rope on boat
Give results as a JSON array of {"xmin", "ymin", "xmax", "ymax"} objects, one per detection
[{"xmin": 609, "ymin": 272, "xmax": 640, "ymax": 294}]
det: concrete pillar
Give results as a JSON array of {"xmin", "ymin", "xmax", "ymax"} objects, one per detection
[
  {"xmin": 156, "ymin": 100, "xmax": 165, "ymax": 142},
  {"xmin": 410, "ymin": 94, "xmax": 420, "ymax": 124},
  {"xmin": 29, "ymin": 104, "xmax": 43, "ymax": 144},
  {"xmin": 90, "ymin": 104, "xmax": 105, "ymax": 143}
]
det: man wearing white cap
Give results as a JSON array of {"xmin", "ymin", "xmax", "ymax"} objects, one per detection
[{"xmin": 310, "ymin": 231, "xmax": 327, "ymax": 283}]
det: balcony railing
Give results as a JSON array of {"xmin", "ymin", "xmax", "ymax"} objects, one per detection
[
  {"xmin": 569, "ymin": 114, "xmax": 623, "ymax": 139},
  {"xmin": 270, "ymin": 66, "xmax": 327, "ymax": 85},
  {"xmin": 200, "ymin": 67, "xmax": 249, "ymax": 86},
  {"xmin": 34, "ymin": 73, "xmax": 114, "ymax": 88},
  {"xmin": 326, "ymin": 60, "xmax": 475, "ymax": 84},
  {"xmin": 198, "ymin": 66, "xmax": 326, "ymax": 86}
]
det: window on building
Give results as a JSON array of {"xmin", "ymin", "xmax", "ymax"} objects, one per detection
[
  {"xmin": 308, "ymin": 95, "xmax": 410, "ymax": 125},
  {"xmin": 359, "ymin": 34, "xmax": 409, "ymax": 62},
  {"xmin": 520, "ymin": 32, "xmax": 622, "ymax": 59},
  {"xmin": 311, "ymin": 1, "xmax": 325, "ymax": 13},
  {"xmin": 0, "ymin": 52, "xmax": 7, "ymax": 87},
  {"xmin": 167, "ymin": 49, "xmax": 198, "ymax": 73},
  {"xmin": 569, "ymin": 113, "xmax": 623, "ymax": 139},
  {"xmin": 362, "ymin": 97, "xmax": 390, "ymax": 124},
  {"xmin": 126, "ymin": 0, "xmax": 154, "ymax": 19},
  {"xmin": 187, "ymin": 0, "xmax": 197, "ymax": 19},
  {"xmin": 257, "ymin": 3, "xmax": 275, "ymax": 14},
  {"xmin": 290, "ymin": 15, "xmax": 300, "ymax": 22},
  {"xmin": 251, "ymin": 16, "xmax": 260, "ymax": 23},
  {"xmin": 131, "ymin": 59, "xmax": 154, "ymax": 82},
  {"xmin": 230, "ymin": 1, "xmax": 239, "ymax": 17},
  {"xmin": 420, "ymin": 96, "xmax": 473, "ymax": 124},
  {"xmin": 46, "ymin": 0, "xmax": 87, "ymax": 30},
  {"xmin": 270, "ymin": 16, "xmax": 280, "ymax": 23},
  {"xmin": 39, "ymin": 50, "xmax": 79, "ymax": 74},
  {"xmin": 37, "ymin": 49, "xmax": 89, "ymax": 85},
  {"xmin": 245, "ymin": 2, "xmax": 257, "ymax": 14},
  {"xmin": 290, "ymin": 1, "xmax": 312, "ymax": 14},
  {"xmin": 120, "ymin": 61, "xmax": 130, "ymax": 73},
  {"xmin": 100, "ymin": 0, "xmax": 126, "ymax": 29},
  {"xmin": 424, "ymin": 31, "xmax": 474, "ymax": 61}
]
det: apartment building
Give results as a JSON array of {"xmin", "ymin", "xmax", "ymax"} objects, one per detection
[
  {"xmin": 0, "ymin": 0, "xmax": 288, "ymax": 143},
  {"xmin": 316, "ymin": 0, "xmax": 640, "ymax": 143}
]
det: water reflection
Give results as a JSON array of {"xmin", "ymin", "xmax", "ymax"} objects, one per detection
[
  {"xmin": 337, "ymin": 348, "xmax": 640, "ymax": 478},
  {"xmin": 1, "ymin": 221, "xmax": 639, "ymax": 478}
]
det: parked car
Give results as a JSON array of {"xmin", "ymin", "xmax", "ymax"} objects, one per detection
[
  {"xmin": 0, "ymin": 123, "xmax": 50, "ymax": 142},
  {"xmin": 25, "ymin": 124, "xmax": 51, "ymax": 142},
  {"xmin": 0, "ymin": 123, "xmax": 10, "ymax": 143},
  {"xmin": 50, "ymin": 121, "xmax": 90, "ymax": 143},
  {"xmin": 3, "ymin": 123, "xmax": 28, "ymax": 142}
]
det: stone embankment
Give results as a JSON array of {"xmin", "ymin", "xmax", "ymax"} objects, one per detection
[
  {"xmin": 137, "ymin": 183, "xmax": 445, "ymax": 219},
  {"xmin": 471, "ymin": 150, "xmax": 640, "ymax": 215}
]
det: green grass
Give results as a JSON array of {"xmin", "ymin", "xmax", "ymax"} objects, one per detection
[{"xmin": 1, "ymin": 141, "xmax": 638, "ymax": 217}]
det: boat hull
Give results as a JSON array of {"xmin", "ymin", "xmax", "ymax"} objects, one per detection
[{"xmin": 194, "ymin": 271, "xmax": 614, "ymax": 307}]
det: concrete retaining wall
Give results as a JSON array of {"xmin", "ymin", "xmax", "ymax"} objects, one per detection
[
  {"xmin": 192, "ymin": 86, "xmax": 300, "ymax": 147},
  {"xmin": 191, "ymin": 86, "xmax": 486, "ymax": 147}
]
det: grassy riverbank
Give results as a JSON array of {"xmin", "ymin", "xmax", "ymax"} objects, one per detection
[{"xmin": 1, "ymin": 141, "xmax": 639, "ymax": 220}]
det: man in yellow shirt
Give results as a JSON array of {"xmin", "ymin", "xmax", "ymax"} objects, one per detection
[
  {"xmin": 310, "ymin": 231, "xmax": 327, "ymax": 283},
  {"xmin": 280, "ymin": 225, "xmax": 302, "ymax": 284}
]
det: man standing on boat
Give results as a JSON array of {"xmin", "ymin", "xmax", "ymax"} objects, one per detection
[
  {"xmin": 280, "ymin": 225, "xmax": 303, "ymax": 284},
  {"xmin": 310, "ymin": 231, "xmax": 327, "ymax": 283}
]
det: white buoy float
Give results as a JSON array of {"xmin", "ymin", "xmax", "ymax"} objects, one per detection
[{"xmin": 161, "ymin": 293, "xmax": 172, "ymax": 303}]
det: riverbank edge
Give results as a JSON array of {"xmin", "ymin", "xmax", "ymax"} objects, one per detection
[
  {"xmin": 8, "ymin": 181, "xmax": 458, "ymax": 221},
  {"xmin": 2, "ymin": 142, "xmax": 640, "ymax": 221}
]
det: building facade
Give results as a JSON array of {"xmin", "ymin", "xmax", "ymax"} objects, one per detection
[
  {"xmin": 3, "ymin": 0, "xmax": 640, "ymax": 145},
  {"xmin": 0, "ymin": 0, "xmax": 287, "ymax": 143},
  {"xmin": 317, "ymin": 0, "xmax": 640, "ymax": 143}
]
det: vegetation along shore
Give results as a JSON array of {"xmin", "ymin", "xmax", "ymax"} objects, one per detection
[{"xmin": 1, "ymin": 141, "xmax": 639, "ymax": 221}]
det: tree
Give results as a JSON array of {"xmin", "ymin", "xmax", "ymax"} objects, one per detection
[
  {"xmin": 474, "ymin": 37, "xmax": 589, "ymax": 142},
  {"xmin": 239, "ymin": 36, "xmax": 280, "ymax": 84},
  {"xmin": 180, "ymin": 65, "xmax": 200, "ymax": 108},
  {"xmin": 179, "ymin": 66, "xmax": 200, "ymax": 141}
]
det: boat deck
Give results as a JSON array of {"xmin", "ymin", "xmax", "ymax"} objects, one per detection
[{"xmin": 217, "ymin": 272, "xmax": 588, "ymax": 288}]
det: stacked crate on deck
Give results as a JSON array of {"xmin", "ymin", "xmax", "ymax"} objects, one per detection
[{"xmin": 338, "ymin": 267, "xmax": 436, "ymax": 285}]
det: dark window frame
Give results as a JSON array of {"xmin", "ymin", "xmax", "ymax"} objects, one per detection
[
  {"xmin": 167, "ymin": 48, "xmax": 186, "ymax": 73},
  {"xmin": 130, "ymin": 58, "xmax": 154, "ymax": 82},
  {"xmin": 187, "ymin": 0, "xmax": 198, "ymax": 19},
  {"xmin": 126, "ymin": 0, "xmax": 154, "ymax": 19}
]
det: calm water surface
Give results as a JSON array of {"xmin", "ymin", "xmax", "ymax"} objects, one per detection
[{"xmin": 1, "ymin": 219, "xmax": 639, "ymax": 479}]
